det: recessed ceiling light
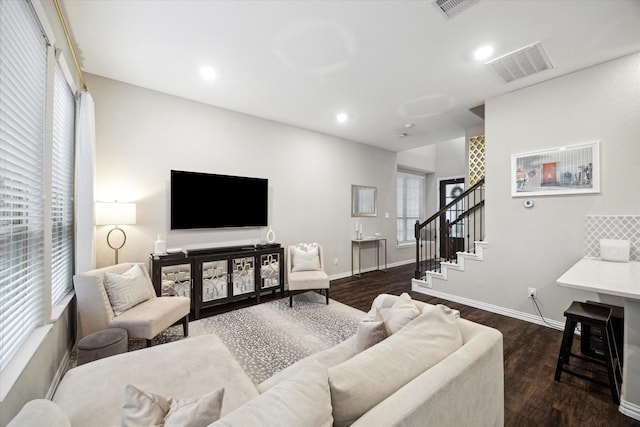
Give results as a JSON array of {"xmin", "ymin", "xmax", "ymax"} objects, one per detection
[
  {"xmin": 396, "ymin": 132, "xmax": 408, "ymax": 138},
  {"xmin": 474, "ymin": 45, "xmax": 494, "ymax": 61},
  {"xmin": 200, "ymin": 66, "xmax": 217, "ymax": 81},
  {"xmin": 336, "ymin": 112, "xmax": 349, "ymax": 123},
  {"xmin": 404, "ymin": 123, "xmax": 414, "ymax": 128}
]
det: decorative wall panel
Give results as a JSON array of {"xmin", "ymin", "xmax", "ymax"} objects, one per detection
[{"xmin": 585, "ymin": 215, "xmax": 639, "ymax": 261}]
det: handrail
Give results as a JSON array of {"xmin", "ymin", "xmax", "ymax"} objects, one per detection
[
  {"xmin": 416, "ymin": 178, "xmax": 485, "ymax": 233},
  {"xmin": 448, "ymin": 200, "xmax": 485, "ymax": 227},
  {"xmin": 414, "ymin": 177, "xmax": 485, "ymax": 279}
]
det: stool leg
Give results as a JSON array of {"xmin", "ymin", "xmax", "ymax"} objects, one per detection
[
  {"xmin": 602, "ymin": 323, "xmax": 621, "ymax": 404},
  {"xmin": 555, "ymin": 319, "xmax": 577, "ymax": 381}
]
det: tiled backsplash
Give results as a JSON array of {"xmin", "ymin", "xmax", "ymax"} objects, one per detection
[{"xmin": 585, "ymin": 215, "xmax": 639, "ymax": 261}]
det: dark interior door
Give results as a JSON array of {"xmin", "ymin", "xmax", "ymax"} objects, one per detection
[{"xmin": 439, "ymin": 178, "xmax": 465, "ymax": 259}]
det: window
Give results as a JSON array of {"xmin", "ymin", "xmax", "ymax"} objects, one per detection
[
  {"xmin": 397, "ymin": 171, "xmax": 425, "ymax": 244},
  {"xmin": 0, "ymin": 0, "xmax": 76, "ymax": 371},
  {"xmin": 51, "ymin": 63, "xmax": 76, "ymax": 305}
]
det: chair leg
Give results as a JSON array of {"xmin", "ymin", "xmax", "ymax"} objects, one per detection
[
  {"xmin": 289, "ymin": 294, "xmax": 293, "ymax": 307},
  {"xmin": 325, "ymin": 289, "xmax": 329, "ymax": 305},
  {"xmin": 603, "ymin": 322, "xmax": 621, "ymax": 404},
  {"xmin": 182, "ymin": 315, "xmax": 189, "ymax": 337},
  {"xmin": 146, "ymin": 339, "xmax": 153, "ymax": 347}
]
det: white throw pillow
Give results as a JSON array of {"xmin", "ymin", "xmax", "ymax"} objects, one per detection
[
  {"xmin": 328, "ymin": 304, "xmax": 463, "ymax": 427},
  {"xmin": 291, "ymin": 246, "xmax": 322, "ymax": 272},
  {"xmin": 382, "ymin": 292, "xmax": 420, "ymax": 334},
  {"xmin": 104, "ymin": 264, "xmax": 154, "ymax": 316},
  {"xmin": 355, "ymin": 317, "xmax": 387, "ymax": 352},
  {"xmin": 121, "ymin": 384, "xmax": 224, "ymax": 427},
  {"xmin": 210, "ymin": 361, "xmax": 333, "ymax": 427}
]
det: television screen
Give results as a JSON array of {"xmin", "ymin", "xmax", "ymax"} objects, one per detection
[{"xmin": 171, "ymin": 170, "xmax": 268, "ymax": 229}]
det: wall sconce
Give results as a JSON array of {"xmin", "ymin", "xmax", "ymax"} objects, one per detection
[{"xmin": 95, "ymin": 201, "xmax": 136, "ymax": 264}]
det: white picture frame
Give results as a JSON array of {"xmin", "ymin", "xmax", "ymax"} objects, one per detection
[{"xmin": 511, "ymin": 141, "xmax": 600, "ymax": 197}]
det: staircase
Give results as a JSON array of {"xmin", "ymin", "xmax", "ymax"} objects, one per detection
[{"xmin": 414, "ymin": 178, "xmax": 486, "ymax": 286}]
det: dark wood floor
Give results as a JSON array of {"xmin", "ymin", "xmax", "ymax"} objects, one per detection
[
  {"xmin": 201, "ymin": 263, "xmax": 639, "ymax": 426},
  {"xmin": 328, "ymin": 264, "xmax": 640, "ymax": 427}
]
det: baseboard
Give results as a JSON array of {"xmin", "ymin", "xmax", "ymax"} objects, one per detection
[
  {"xmin": 46, "ymin": 345, "xmax": 74, "ymax": 400},
  {"xmin": 412, "ymin": 279, "xmax": 565, "ymax": 330},
  {"xmin": 620, "ymin": 397, "xmax": 640, "ymax": 421}
]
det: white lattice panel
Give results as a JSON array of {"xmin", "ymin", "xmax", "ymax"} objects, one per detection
[
  {"xmin": 468, "ymin": 134, "xmax": 485, "ymax": 186},
  {"xmin": 585, "ymin": 215, "xmax": 639, "ymax": 261}
]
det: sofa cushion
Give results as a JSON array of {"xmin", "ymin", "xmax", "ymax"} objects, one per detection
[
  {"xmin": 355, "ymin": 317, "xmax": 387, "ymax": 352},
  {"xmin": 328, "ymin": 304, "xmax": 463, "ymax": 427},
  {"xmin": 382, "ymin": 292, "xmax": 421, "ymax": 334},
  {"xmin": 256, "ymin": 335, "xmax": 358, "ymax": 393},
  {"xmin": 122, "ymin": 384, "xmax": 223, "ymax": 427},
  {"xmin": 53, "ymin": 335, "xmax": 258, "ymax": 427},
  {"xmin": 104, "ymin": 264, "xmax": 154, "ymax": 315},
  {"xmin": 211, "ymin": 361, "xmax": 333, "ymax": 427},
  {"xmin": 7, "ymin": 399, "xmax": 71, "ymax": 427}
]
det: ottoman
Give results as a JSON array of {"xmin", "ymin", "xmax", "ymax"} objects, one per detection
[{"xmin": 77, "ymin": 328, "xmax": 128, "ymax": 365}]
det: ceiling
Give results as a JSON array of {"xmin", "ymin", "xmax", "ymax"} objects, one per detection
[{"xmin": 60, "ymin": 0, "xmax": 640, "ymax": 152}]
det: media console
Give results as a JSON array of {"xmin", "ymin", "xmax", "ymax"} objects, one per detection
[{"xmin": 149, "ymin": 244, "xmax": 284, "ymax": 320}]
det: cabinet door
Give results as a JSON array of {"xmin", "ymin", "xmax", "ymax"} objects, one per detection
[
  {"xmin": 160, "ymin": 263, "xmax": 191, "ymax": 299},
  {"xmin": 232, "ymin": 256, "xmax": 255, "ymax": 296},
  {"xmin": 260, "ymin": 252, "xmax": 281, "ymax": 290},
  {"xmin": 201, "ymin": 259, "xmax": 228, "ymax": 302}
]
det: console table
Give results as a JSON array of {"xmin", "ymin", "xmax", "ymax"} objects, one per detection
[
  {"xmin": 150, "ymin": 244, "xmax": 284, "ymax": 320},
  {"xmin": 557, "ymin": 258, "xmax": 640, "ymax": 420},
  {"xmin": 351, "ymin": 237, "xmax": 387, "ymax": 277}
]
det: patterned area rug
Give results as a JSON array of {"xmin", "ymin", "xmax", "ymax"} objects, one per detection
[{"xmin": 70, "ymin": 292, "xmax": 365, "ymax": 385}]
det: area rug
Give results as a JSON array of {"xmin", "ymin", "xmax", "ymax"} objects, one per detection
[{"xmin": 70, "ymin": 292, "xmax": 366, "ymax": 385}]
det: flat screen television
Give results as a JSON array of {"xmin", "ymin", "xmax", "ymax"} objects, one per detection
[{"xmin": 171, "ymin": 170, "xmax": 268, "ymax": 229}]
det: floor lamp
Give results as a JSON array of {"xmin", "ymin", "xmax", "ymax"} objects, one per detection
[{"xmin": 95, "ymin": 201, "xmax": 136, "ymax": 264}]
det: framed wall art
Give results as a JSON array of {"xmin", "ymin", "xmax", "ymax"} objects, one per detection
[{"xmin": 511, "ymin": 141, "xmax": 600, "ymax": 197}]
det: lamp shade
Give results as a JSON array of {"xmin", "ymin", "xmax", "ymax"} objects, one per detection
[{"xmin": 95, "ymin": 201, "xmax": 136, "ymax": 225}]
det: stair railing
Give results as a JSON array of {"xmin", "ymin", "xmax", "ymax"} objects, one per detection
[{"xmin": 414, "ymin": 178, "xmax": 485, "ymax": 280}]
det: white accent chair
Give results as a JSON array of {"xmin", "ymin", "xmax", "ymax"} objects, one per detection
[
  {"xmin": 73, "ymin": 262, "xmax": 190, "ymax": 347},
  {"xmin": 287, "ymin": 243, "xmax": 330, "ymax": 307}
]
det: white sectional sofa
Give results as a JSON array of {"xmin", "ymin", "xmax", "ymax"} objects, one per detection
[{"xmin": 7, "ymin": 294, "xmax": 504, "ymax": 427}]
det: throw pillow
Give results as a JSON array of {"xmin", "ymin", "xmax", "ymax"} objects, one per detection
[
  {"xmin": 291, "ymin": 245, "xmax": 322, "ymax": 272},
  {"xmin": 211, "ymin": 360, "xmax": 333, "ymax": 427},
  {"xmin": 121, "ymin": 384, "xmax": 224, "ymax": 427},
  {"xmin": 104, "ymin": 264, "xmax": 153, "ymax": 316},
  {"xmin": 328, "ymin": 304, "xmax": 463, "ymax": 427},
  {"xmin": 382, "ymin": 292, "xmax": 420, "ymax": 335},
  {"xmin": 355, "ymin": 317, "xmax": 387, "ymax": 352}
]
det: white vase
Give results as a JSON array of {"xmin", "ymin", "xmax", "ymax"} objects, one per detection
[
  {"xmin": 266, "ymin": 227, "xmax": 276, "ymax": 244},
  {"xmin": 154, "ymin": 235, "xmax": 166, "ymax": 255}
]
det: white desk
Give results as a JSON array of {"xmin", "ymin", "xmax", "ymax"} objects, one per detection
[
  {"xmin": 351, "ymin": 237, "xmax": 387, "ymax": 277},
  {"xmin": 557, "ymin": 258, "xmax": 640, "ymax": 420}
]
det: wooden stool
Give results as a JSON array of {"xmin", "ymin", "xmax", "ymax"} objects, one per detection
[
  {"xmin": 554, "ymin": 301, "xmax": 622, "ymax": 404},
  {"xmin": 583, "ymin": 301, "xmax": 624, "ymax": 366},
  {"xmin": 77, "ymin": 328, "xmax": 128, "ymax": 365}
]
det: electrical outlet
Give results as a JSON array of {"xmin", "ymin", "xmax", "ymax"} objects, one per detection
[
  {"xmin": 528, "ymin": 287, "xmax": 537, "ymax": 299},
  {"xmin": 334, "ymin": 257, "xmax": 338, "ymax": 265}
]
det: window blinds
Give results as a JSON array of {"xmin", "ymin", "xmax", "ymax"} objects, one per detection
[
  {"xmin": 396, "ymin": 171, "xmax": 425, "ymax": 244},
  {"xmin": 51, "ymin": 63, "xmax": 75, "ymax": 306},
  {"xmin": 0, "ymin": 0, "xmax": 48, "ymax": 370}
]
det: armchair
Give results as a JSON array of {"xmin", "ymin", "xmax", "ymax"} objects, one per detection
[
  {"xmin": 73, "ymin": 263, "xmax": 190, "ymax": 346},
  {"xmin": 287, "ymin": 243, "xmax": 330, "ymax": 307}
]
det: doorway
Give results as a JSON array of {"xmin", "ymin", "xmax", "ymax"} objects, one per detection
[{"xmin": 439, "ymin": 177, "xmax": 465, "ymax": 259}]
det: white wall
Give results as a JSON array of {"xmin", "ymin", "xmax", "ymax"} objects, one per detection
[
  {"xmin": 425, "ymin": 53, "xmax": 640, "ymax": 323},
  {"xmin": 87, "ymin": 74, "xmax": 411, "ymax": 275}
]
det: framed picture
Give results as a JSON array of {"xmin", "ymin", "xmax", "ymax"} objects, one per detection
[{"xmin": 511, "ymin": 141, "xmax": 600, "ymax": 197}]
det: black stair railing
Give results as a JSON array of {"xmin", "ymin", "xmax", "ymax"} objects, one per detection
[{"xmin": 414, "ymin": 178, "xmax": 485, "ymax": 280}]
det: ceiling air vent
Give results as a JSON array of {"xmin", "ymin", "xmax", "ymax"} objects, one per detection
[
  {"xmin": 434, "ymin": 0, "xmax": 478, "ymax": 18},
  {"xmin": 486, "ymin": 42, "xmax": 554, "ymax": 83}
]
